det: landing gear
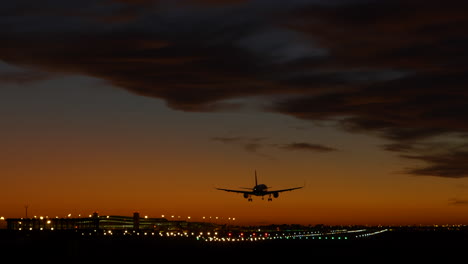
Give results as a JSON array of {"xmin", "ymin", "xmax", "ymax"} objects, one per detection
[
  {"xmin": 268, "ymin": 194, "xmax": 272, "ymax": 201},
  {"xmin": 248, "ymin": 198, "xmax": 253, "ymax": 202}
]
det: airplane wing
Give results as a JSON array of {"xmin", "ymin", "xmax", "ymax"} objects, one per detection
[
  {"xmin": 265, "ymin": 186, "xmax": 303, "ymax": 194},
  {"xmin": 215, "ymin": 188, "xmax": 253, "ymax": 194}
]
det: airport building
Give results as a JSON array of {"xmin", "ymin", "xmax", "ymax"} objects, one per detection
[{"xmin": 5, "ymin": 212, "xmax": 218, "ymax": 233}]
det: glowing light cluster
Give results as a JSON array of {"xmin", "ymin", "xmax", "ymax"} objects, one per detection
[{"xmin": 196, "ymin": 228, "xmax": 388, "ymax": 243}]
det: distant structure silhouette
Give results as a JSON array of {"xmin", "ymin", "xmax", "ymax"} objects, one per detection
[{"xmin": 5, "ymin": 212, "xmax": 218, "ymax": 233}]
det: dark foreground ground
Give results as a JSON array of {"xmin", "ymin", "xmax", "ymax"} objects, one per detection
[{"xmin": 1, "ymin": 228, "xmax": 467, "ymax": 261}]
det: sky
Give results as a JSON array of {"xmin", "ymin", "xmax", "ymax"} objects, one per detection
[{"xmin": 2, "ymin": 0, "xmax": 468, "ymax": 226}]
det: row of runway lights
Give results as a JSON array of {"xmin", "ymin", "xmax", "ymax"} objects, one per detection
[
  {"xmin": 355, "ymin": 229, "xmax": 389, "ymax": 238},
  {"xmin": 79, "ymin": 229, "xmax": 389, "ymax": 242},
  {"xmin": 200, "ymin": 228, "xmax": 389, "ymax": 242}
]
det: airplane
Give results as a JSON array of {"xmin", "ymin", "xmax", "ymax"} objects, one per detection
[{"xmin": 215, "ymin": 170, "xmax": 304, "ymax": 201}]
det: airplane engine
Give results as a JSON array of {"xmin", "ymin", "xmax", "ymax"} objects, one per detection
[
  {"xmin": 243, "ymin": 193, "xmax": 249, "ymax": 199},
  {"xmin": 273, "ymin": 192, "xmax": 279, "ymax": 198}
]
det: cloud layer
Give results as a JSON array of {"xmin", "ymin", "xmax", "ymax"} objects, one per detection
[
  {"xmin": 2, "ymin": 0, "xmax": 468, "ymax": 177},
  {"xmin": 211, "ymin": 137, "xmax": 336, "ymax": 157}
]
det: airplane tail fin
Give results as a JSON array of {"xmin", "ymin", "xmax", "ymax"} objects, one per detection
[{"xmin": 255, "ymin": 170, "xmax": 258, "ymax": 186}]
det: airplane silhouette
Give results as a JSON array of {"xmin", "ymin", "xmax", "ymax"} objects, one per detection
[{"xmin": 216, "ymin": 170, "xmax": 303, "ymax": 201}]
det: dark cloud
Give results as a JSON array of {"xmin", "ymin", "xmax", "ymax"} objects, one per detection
[
  {"xmin": 0, "ymin": 61, "xmax": 51, "ymax": 83},
  {"xmin": 211, "ymin": 137, "xmax": 244, "ymax": 144},
  {"xmin": 182, "ymin": 0, "xmax": 248, "ymax": 6},
  {"xmin": 2, "ymin": 0, "xmax": 468, "ymax": 177},
  {"xmin": 211, "ymin": 136, "xmax": 275, "ymax": 160},
  {"xmin": 449, "ymin": 198, "xmax": 468, "ymax": 206},
  {"xmin": 0, "ymin": 70, "xmax": 50, "ymax": 84},
  {"xmin": 211, "ymin": 137, "xmax": 336, "ymax": 156},
  {"xmin": 270, "ymin": 0, "xmax": 468, "ymax": 177},
  {"xmin": 211, "ymin": 136, "xmax": 266, "ymax": 154},
  {"xmin": 401, "ymin": 147, "xmax": 468, "ymax": 178},
  {"xmin": 277, "ymin": 142, "xmax": 337, "ymax": 153}
]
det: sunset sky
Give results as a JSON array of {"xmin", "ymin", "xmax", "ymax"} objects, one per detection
[{"xmin": 2, "ymin": 0, "xmax": 468, "ymax": 226}]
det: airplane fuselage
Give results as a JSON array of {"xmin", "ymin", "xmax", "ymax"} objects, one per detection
[{"xmin": 252, "ymin": 184, "xmax": 268, "ymax": 195}]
